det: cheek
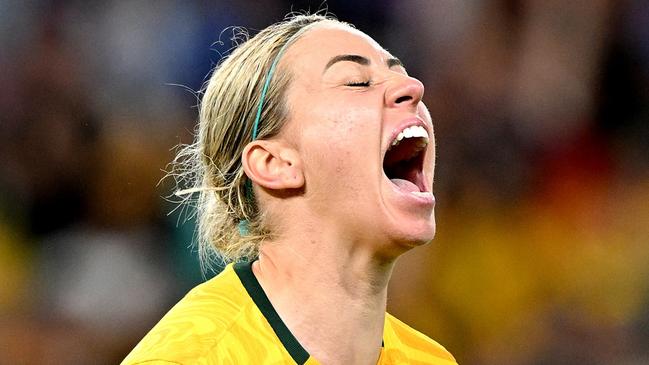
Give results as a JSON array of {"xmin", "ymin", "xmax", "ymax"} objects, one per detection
[
  {"xmin": 300, "ymin": 105, "xmax": 380, "ymax": 189},
  {"xmin": 308, "ymin": 103, "xmax": 380, "ymax": 140},
  {"xmin": 301, "ymin": 140, "xmax": 362, "ymax": 203}
]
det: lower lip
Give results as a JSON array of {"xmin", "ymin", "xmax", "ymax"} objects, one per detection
[{"xmin": 390, "ymin": 183, "xmax": 436, "ymax": 207}]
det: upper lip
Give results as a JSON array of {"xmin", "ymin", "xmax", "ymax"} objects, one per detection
[{"xmin": 382, "ymin": 116, "xmax": 430, "ymax": 160}]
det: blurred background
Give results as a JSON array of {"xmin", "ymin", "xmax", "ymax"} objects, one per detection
[{"xmin": 1, "ymin": 0, "xmax": 648, "ymax": 363}]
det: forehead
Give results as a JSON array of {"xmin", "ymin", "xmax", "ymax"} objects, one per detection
[{"xmin": 282, "ymin": 23, "xmax": 392, "ymax": 72}]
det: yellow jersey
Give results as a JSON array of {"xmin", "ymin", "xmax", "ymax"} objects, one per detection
[{"xmin": 122, "ymin": 262, "xmax": 457, "ymax": 364}]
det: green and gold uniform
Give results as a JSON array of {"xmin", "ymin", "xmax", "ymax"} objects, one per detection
[{"xmin": 123, "ymin": 262, "xmax": 457, "ymax": 364}]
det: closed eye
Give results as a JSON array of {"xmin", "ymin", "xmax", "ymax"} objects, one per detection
[{"xmin": 345, "ymin": 80, "xmax": 371, "ymax": 87}]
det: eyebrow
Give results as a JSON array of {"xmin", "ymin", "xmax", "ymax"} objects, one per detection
[
  {"xmin": 387, "ymin": 57, "xmax": 403, "ymax": 68},
  {"xmin": 323, "ymin": 54, "xmax": 404, "ymax": 72}
]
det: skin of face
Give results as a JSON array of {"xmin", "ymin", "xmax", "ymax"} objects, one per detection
[{"xmin": 273, "ymin": 23, "xmax": 437, "ymax": 256}]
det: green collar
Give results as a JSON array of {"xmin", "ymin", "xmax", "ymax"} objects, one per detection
[
  {"xmin": 233, "ymin": 261, "xmax": 385, "ymax": 364},
  {"xmin": 234, "ymin": 261, "xmax": 310, "ymax": 364}
]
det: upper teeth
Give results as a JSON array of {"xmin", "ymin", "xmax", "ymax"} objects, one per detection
[{"xmin": 391, "ymin": 125, "xmax": 429, "ymax": 148}]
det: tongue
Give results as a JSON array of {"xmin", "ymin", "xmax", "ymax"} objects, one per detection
[{"xmin": 390, "ymin": 178, "xmax": 420, "ymax": 193}]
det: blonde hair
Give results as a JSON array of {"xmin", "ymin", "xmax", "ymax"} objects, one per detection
[{"xmin": 173, "ymin": 14, "xmax": 347, "ymax": 271}]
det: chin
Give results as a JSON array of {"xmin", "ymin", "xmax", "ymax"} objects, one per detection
[
  {"xmin": 401, "ymin": 220, "xmax": 436, "ymax": 246},
  {"xmin": 378, "ymin": 215, "xmax": 436, "ymax": 256}
]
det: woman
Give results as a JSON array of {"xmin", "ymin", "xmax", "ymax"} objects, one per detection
[{"xmin": 123, "ymin": 14, "xmax": 457, "ymax": 365}]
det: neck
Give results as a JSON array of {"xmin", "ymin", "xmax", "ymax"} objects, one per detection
[{"xmin": 252, "ymin": 223, "xmax": 397, "ymax": 365}]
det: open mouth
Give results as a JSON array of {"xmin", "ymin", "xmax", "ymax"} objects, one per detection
[{"xmin": 383, "ymin": 125, "xmax": 429, "ymax": 195}]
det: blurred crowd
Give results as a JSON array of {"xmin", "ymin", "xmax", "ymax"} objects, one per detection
[{"xmin": 1, "ymin": 1, "xmax": 648, "ymax": 364}]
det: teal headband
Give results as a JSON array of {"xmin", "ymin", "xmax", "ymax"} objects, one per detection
[
  {"xmin": 239, "ymin": 23, "xmax": 321, "ymax": 236},
  {"xmin": 251, "ymin": 38, "xmax": 295, "ymax": 140},
  {"xmin": 239, "ymin": 35, "xmax": 298, "ymax": 236}
]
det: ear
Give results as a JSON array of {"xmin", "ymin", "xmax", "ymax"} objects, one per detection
[{"xmin": 242, "ymin": 140, "xmax": 304, "ymax": 190}]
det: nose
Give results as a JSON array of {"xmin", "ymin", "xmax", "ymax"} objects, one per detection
[{"xmin": 385, "ymin": 74, "xmax": 425, "ymax": 108}]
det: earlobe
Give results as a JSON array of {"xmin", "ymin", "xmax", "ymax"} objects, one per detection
[{"xmin": 242, "ymin": 141, "xmax": 304, "ymax": 191}]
